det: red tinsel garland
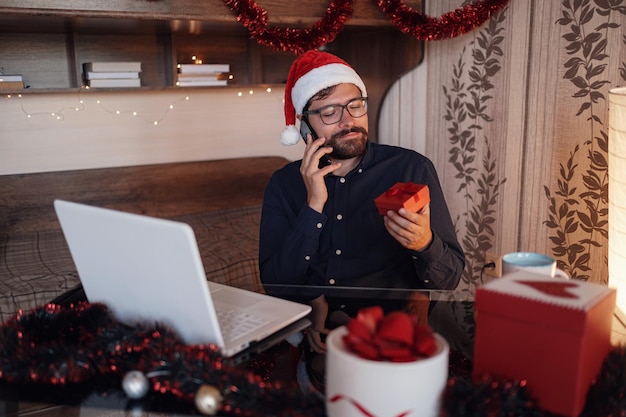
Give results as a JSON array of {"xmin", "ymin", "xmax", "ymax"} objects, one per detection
[
  {"xmin": 221, "ymin": 0, "xmax": 355, "ymax": 55},
  {"xmin": 221, "ymin": 0, "xmax": 511, "ymax": 54},
  {"xmin": 375, "ymin": 0, "xmax": 510, "ymax": 41}
]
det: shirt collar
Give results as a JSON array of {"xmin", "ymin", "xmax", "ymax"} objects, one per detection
[{"xmin": 360, "ymin": 141, "xmax": 376, "ymax": 168}]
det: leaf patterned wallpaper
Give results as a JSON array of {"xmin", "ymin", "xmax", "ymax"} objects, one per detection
[
  {"xmin": 441, "ymin": 10, "xmax": 508, "ymax": 290},
  {"xmin": 380, "ymin": 0, "xmax": 626, "ymax": 290},
  {"xmin": 547, "ymin": 0, "xmax": 625, "ymax": 282}
]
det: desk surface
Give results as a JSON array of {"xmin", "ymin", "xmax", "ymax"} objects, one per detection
[
  {"xmin": 0, "ymin": 286, "xmax": 476, "ymax": 417},
  {"xmin": 0, "ymin": 285, "xmax": 624, "ymax": 417}
]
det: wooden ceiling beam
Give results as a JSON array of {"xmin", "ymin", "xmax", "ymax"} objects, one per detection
[{"xmin": 0, "ymin": 0, "xmax": 422, "ymax": 28}]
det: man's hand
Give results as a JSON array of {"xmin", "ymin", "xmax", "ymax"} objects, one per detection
[
  {"xmin": 306, "ymin": 294, "xmax": 329, "ymax": 353},
  {"xmin": 383, "ymin": 204, "xmax": 433, "ymax": 252},
  {"xmin": 300, "ymin": 135, "xmax": 338, "ymax": 213}
]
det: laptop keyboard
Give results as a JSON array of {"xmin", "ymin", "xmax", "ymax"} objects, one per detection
[{"xmin": 217, "ymin": 309, "xmax": 270, "ymax": 341}]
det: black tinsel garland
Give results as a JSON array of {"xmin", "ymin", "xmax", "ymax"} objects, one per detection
[
  {"xmin": 0, "ymin": 303, "xmax": 324, "ymax": 416},
  {"xmin": 1, "ymin": 303, "xmax": 625, "ymax": 416}
]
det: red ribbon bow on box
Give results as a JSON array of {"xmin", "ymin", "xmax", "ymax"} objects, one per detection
[
  {"xmin": 343, "ymin": 306, "xmax": 437, "ymax": 362},
  {"xmin": 386, "ymin": 183, "xmax": 418, "ymax": 199},
  {"xmin": 374, "ymin": 182, "xmax": 430, "ymax": 215}
]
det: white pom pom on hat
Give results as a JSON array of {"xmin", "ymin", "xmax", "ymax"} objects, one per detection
[{"xmin": 281, "ymin": 50, "xmax": 367, "ymax": 146}]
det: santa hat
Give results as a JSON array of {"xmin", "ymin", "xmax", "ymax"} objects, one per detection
[{"xmin": 281, "ymin": 50, "xmax": 367, "ymax": 145}]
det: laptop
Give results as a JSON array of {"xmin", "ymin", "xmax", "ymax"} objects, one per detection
[{"xmin": 53, "ymin": 199, "xmax": 311, "ymax": 357}]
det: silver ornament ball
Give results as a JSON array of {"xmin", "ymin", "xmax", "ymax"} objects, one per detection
[
  {"xmin": 194, "ymin": 384, "xmax": 223, "ymax": 415},
  {"xmin": 122, "ymin": 370, "xmax": 150, "ymax": 400}
]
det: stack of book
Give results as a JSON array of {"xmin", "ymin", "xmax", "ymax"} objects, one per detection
[
  {"xmin": 83, "ymin": 62, "xmax": 142, "ymax": 88},
  {"xmin": 0, "ymin": 74, "xmax": 25, "ymax": 90},
  {"xmin": 176, "ymin": 64, "xmax": 230, "ymax": 87}
]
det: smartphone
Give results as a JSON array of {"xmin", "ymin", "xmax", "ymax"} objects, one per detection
[{"xmin": 300, "ymin": 117, "xmax": 332, "ymax": 168}]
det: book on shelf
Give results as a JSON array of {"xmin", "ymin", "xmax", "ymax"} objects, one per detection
[
  {"xmin": 176, "ymin": 73, "xmax": 227, "ymax": 82},
  {"xmin": 0, "ymin": 81, "xmax": 25, "ymax": 90},
  {"xmin": 176, "ymin": 79, "xmax": 228, "ymax": 87},
  {"xmin": 87, "ymin": 78, "xmax": 141, "ymax": 88},
  {"xmin": 83, "ymin": 62, "xmax": 142, "ymax": 73},
  {"xmin": 0, "ymin": 74, "xmax": 23, "ymax": 82},
  {"xmin": 177, "ymin": 64, "xmax": 230, "ymax": 74},
  {"xmin": 84, "ymin": 71, "xmax": 140, "ymax": 80}
]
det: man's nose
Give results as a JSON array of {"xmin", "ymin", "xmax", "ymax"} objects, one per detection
[{"xmin": 338, "ymin": 108, "xmax": 356, "ymax": 127}]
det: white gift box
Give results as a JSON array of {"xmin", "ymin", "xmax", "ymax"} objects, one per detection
[{"xmin": 325, "ymin": 326, "xmax": 449, "ymax": 417}]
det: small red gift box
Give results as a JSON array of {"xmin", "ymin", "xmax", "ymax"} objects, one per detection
[
  {"xmin": 374, "ymin": 182, "xmax": 430, "ymax": 216},
  {"xmin": 473, "ymin": 271, "xmax": 616, "ymax": 417}
]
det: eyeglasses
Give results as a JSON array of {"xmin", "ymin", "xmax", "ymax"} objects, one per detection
[{"xmin": 303, "ymin": 97, "xmax": 368, "ymax": 125}]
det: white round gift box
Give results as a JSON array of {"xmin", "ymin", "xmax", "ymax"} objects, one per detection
[{"xmin": 325, "ymin": 326, "xmax": 449, "ymax": 417}]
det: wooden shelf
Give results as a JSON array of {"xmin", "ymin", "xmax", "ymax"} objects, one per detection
[
  {"xmin": 0, "ymin": 0, "xmax": 423, "ymax": 133},
  {"xmin": 0, "ymin": 84, "xmax": 285, "ymax": 95},
  {"xmin": 0, "ymin": 19, "xmax": 298, "ymax": 89}
]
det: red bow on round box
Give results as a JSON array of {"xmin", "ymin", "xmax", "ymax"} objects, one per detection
[
  {"xmin": 326, "ymin": 306, "xmax": 449, "ymax": 417},
  {"xmin": 374, "ymin": 182, "xmax": 430, "ymax": 216},
  {"xmin": 342, "ymin": 306, "xmax": 438, "ymax": 362}
]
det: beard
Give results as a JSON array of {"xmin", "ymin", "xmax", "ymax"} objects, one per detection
[{"xmin": 327, "ymin": 127, "xmax": 368, "ymax": 160}]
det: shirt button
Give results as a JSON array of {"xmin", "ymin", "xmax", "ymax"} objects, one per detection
[
  {"xmin": 304, "ymin": 255, "xmax": 311, "ymax": 261},
  {"xmin": 335, "ymin": 249, "xmax": 342, "ymax": 255},
  {"xmin": 340, "ymin": 304, "xmax": 346, "ymax": 309},
  {"xmin": 329, "ymin": 279, "xmax": 336, "ymax": 285},
  {"xmin": 336, "ymin": 214, "xmax": 343, "ymax": 220},
  {"xmin": 424, "ymin": 279, "xmax": 430, "ymax": 284},
  {"xmin": 339, "ymin": 177, "xmax": 346, "ymax": 183},
  {"xmin": 316, "ymin": 222, "xmax": 323, "ymax": 229},
  {"xmin": 358, "ymin": 168, "xmax": 363, "ymax": 173}
]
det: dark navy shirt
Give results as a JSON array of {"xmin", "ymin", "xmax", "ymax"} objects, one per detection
[{"xmin": 259, "ymin": 142, "xmax": 465, "ymax": 310}]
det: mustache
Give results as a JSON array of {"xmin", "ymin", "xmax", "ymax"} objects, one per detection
[{"xmin": 332, "ymin": 126, "xmax": 367, "ymax": 140}]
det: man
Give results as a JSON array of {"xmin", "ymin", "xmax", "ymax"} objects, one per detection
[{"xmin": 259, "ymin": 50, "xmax": 465, "ymax": 355}]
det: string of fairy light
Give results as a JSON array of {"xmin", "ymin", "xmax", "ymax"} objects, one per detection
[
  {"xmin": 1, "ymin": 56, "xmax": 276, "ymax": 125},
  {"xmin": 1, "ymin": 89, "xmax": 191, "ymax": 126},
  {"xmin": 2, "ymin": 88, "xmax": 276, "ymax": 125}
]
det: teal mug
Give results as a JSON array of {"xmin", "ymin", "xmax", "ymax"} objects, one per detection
[{"xmin": 502, "ymin": 252, "xmax": 569, "ymax": 279}]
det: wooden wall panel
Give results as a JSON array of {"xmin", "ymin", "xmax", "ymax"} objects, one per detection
[
  {"xmin": 0, "ymin": 87, "xmax": 302, "ymax": 175},
  {"xmin": 0, "ymin": 33, "xmax": 72, "ymax": 89}
]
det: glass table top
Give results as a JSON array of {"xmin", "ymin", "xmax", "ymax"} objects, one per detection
[{"xmin": 0, "ymin": 284, "xmax": 477, "ymax": 416}]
